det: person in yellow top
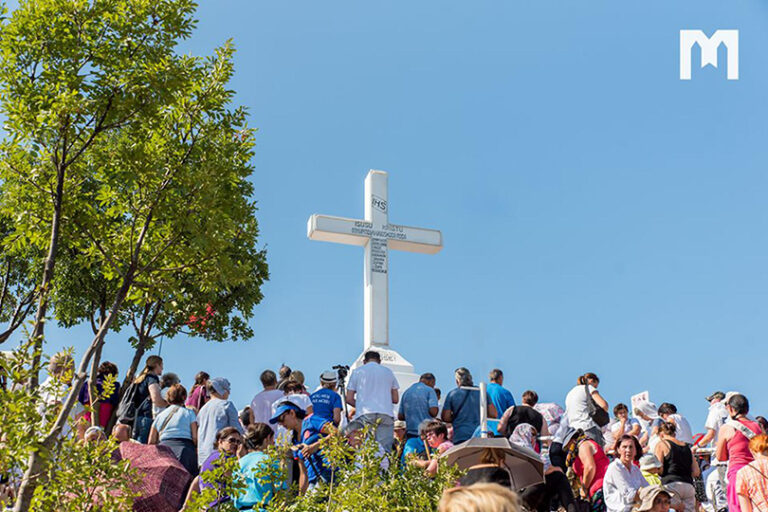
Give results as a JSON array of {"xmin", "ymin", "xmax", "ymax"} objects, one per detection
[{"xmin": 640, "ymin": 454, "xmax": 663, "ymax": 486}]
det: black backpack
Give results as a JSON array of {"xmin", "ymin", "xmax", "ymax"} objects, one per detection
[{"xmin": 116, "ymin": 379, "xmax": 149, "ymax": 424}]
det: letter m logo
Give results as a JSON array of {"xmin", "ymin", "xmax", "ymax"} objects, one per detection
[{"xmin": 680, "ymin": 30, "xmax": 739, "ymax": 80}]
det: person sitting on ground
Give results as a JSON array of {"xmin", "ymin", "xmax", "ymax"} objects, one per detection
[
  {"xmin": 487, "ymin": 369, "xmax": 516, "ymax": 417},
  {"xmin": 458, "ymin": 447, "xmax": 513, "ymax": 488},
  {"xmin": 345, "ymin": 350, "xmax": 400, "ymax": 452},
  {"xmin": 633, "ymin": 486, "xmax": 678, "ymax": 512},
  {"xmin": 603, "ymin": 435, "xmax": 648, "ymax": 512},
  {"xmin": 655, "ymin": 421, "xmax": 699, "ymax": 512},
  {"xmin": 657, "ymin": 403, "xmax": 694, "ymax": 444},
  {"xmin": 234, "ymin": 422, "xmax": 286, "ymax": 511},
  {"xmin": 498, "ymin": 390, "xmax": 548, "ymax": 449},
  {"xmin": 604, "ymin": 403, "xmax": 642, "ymax": 454},
  {"xmin": 398, "ymin": 372, "xmax": 439, "ymax": 442},
  {"xmin": 410, "ymin": 419, "xmax": 453, "ymax": 477},
  {"xmin": 310, "ymin": 371, "xmax": 342, "ymax": 426},
  {"xmin": 185, "ymin": 371, "xmax": 210, "ymax": 413},
  {"xmin": 639, "ymin": 454, "xmax": 663, "ymax": 486},
  {"xmin": 510, "ymin": 423, "xmax": 576, "ymax": 512},
  {"xmin": 438, "ymin": 482, "xmax": 522, "ymax": 512},
  {"xmin": 442, "ymin": 368, "xmax": 497, "ymax": 444},
  {"xmin": 186, "ymin": 426, "xmax": 243, "ymax": 509},
  {"xmin": 250, "ymin": 370, "xmax": 284, "ymax": 425},
  {"xmin": 196, "ymin": 377, "xmax": 243, "ymax": 467},
  {"xmin": 563, "ymin": 428, "xmax": 610, "ymax": 512},
  {"xmin": 148, "ymin": 383, "xmax": 199, "ymax": 476}
]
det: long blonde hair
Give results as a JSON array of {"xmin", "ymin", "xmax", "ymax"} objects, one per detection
[
  {"xmin": 134, "ymin": 355, "xmax": 162, "ymax": 384},
  {"xmin": 438, "ymin": 483, "xmax": 521, "ymax": 512}
]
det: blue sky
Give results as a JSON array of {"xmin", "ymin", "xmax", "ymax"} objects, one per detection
[{"xmin": 19, "ymin": 0, "xmax": 768, "ymax": 430}]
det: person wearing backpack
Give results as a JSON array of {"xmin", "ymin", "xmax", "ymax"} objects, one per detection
[
  {"xmin": 118, "ymin": 355, "xmax": 167, "ymax": 443},
  {"xmin": 148, "ymin": 383, "xmax": 198, "ymax": 476}
]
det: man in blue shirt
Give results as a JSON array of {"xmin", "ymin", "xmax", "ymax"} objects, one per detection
[
  {"xmin": 397, "ymin": 372, "xmax": 439, "ymax": 439},
  {"xmin": 441, "ymin": 368, "xmax": 497, "ymax": 444},
  {"xmin": 487, "ymin": 368, "xmax": 515, "ymax": 417},
  {"xmin": 310, "ymin": 370, "xmax": 343, "ymax": 426}
]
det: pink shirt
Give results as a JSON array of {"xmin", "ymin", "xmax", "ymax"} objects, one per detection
[
  {"xmin": 574, "ymin": 440, "xmax": 611, "ymax": 497},
  {"xmin": 727, "ymin": 419, "xmax": 762, "ymax": 469}
]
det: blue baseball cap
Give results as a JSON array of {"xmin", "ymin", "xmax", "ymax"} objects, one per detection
[{"xmin": 269, "ymin": 401, "xmax": 303, "ymax": 424}]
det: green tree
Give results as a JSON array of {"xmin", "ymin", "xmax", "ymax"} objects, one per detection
[
  {"xmin": 0, "ymin": 213, "xmax": 38, "ymax": 344},
  {"xmin": 0, "ymin": 1, "xmax": 267, "ymax": 508}
]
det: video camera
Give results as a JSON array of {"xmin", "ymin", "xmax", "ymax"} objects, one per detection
[{"xmin": 332, "ymin": 364, "xmax": 349, "ymax": 380}]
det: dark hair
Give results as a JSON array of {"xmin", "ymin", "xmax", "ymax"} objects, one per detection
[
  {"xmin": 613, "ymin": 403, "xmax": 628, "ymax": 416},
  {"xmin": 244, "ymin": 423, "xmax": 274, "ymax": 451},
  {"xmin": 658, "ymin": 403, "xmax": 677, "ymax": 416},
  {"xmin": 659, "ymin": 421, "xmax": 677, "ymax": 436},
  {"xmin": 97, "ymin": 361, "xmax": 118, "ymax": 378},
  {"xmin": 279, "ymin": 364, "xmax": 291, "ymax": 378},
  {"xmin": 616, "ymin": 434, "xmax": 643, "ymax": 461},
  {"xmin": 522, "ymin": 390, "xmax": 538, "ymax": 406},
  {"xmin": 260, "ymin": 370, "xmax": 277, "ymax": 387},
  {"xmin": 161, "ymin": 372, "xmax": 180, "ymax": 389},
  {"xmin": 728, "ymin": 394, "xmax": 749, "ymax": 416},
  {"xmin": 191, "ymin": 371, "xmax": 209, "ymax": 393},
  {"xmin": 423, "ymin": 419, "xmax": 448, "ymax": 439},
  {"xmin": 489, "ymin": 369, "xmax": 503, "ymax": 381},
  {"xmin": 214, "ymin": 426, "xmax": 242, "ymax": 450},
  {"xmin": 363, "ymin": 350, "xmax": 381, "ymax": 363},
  {"xmin": 240, "ymin": 406, "xmax": 252, "ymax": 428},
  {"xmin": 283, "ymin": 380, "xmax": 304, "ymax": 394},
  {"xmin": 166, "ymin": 383, "xmax": 187, "ymax": 405},
  {"xmin": 135, "ymin": 355, "xmax": 163, "ymax": 384},
  {"xmin": 434, "ymin": 388, "xmax": 441, "ymax": 400},
  {"xmin": 420, "ymin": 372, "xmax": 436, "ymax": 383},
  {"xmin": 577, "ymin": 372, "xmax": 599, "ymax": 385},
  {"xmin": 756, "ymin": 416, "xmax": 768, "ymax": 433}
]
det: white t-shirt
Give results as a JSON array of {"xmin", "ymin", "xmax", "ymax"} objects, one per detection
[
  {"xmin": 250, "ymin": 388, "xmax": 285, "ymax": 424},
  {"xmin": 565, "ymin": 384, "xmax": 598, "ymax": 431},
  {"xmin": 669, "ymin": 413, "xmax": 694, "ymax": 444},
  {"xmin": 347, "ymin": 362, "xmax": 399, "ymax": 418},
  {"xmin": 604, "ymin": 417, "xmax": 641, "ymax": 451},
  {"xmin": 704, "ymin": 402, "xmax": 728, "ymax": 444}
]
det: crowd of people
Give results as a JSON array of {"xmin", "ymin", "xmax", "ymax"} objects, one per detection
[{"xmin": 6, "ymin": 351, "xmax": 768, "ymax": 512}]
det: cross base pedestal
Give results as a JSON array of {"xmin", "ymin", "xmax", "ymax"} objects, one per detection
[{"xmin": 350, "ymin": 347, "xmax": 420, "ymax": 398}]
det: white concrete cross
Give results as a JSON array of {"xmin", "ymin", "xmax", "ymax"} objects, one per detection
[{"xmin": 307, "ymin": 170, "xmax": 443, "ymax": 350}]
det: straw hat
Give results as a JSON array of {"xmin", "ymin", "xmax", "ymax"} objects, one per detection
[{"xmin": 633, "ymin": 485, "xmax": 673, "ymax": 512}]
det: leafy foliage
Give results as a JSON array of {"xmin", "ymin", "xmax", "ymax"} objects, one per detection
[{"xmin": 0, "ymin": 342, "xmax": 139, "ymax": 511}]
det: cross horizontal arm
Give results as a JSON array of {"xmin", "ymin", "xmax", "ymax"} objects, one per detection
[
  {"xmin": 307, "ymin": 214, "xmax": 443, "ymax": 254},
  {"xmin": 307, "ymin": 214, "xmax": 370, "ymax": 246}
]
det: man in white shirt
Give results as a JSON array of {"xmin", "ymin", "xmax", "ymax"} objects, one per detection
[
  {"xmin": 345, "ymin": 350, "xmax": 399, "ymax": 452},
  {"xmin": 250, "ymin": 370, "xmax": 285, "ymax": 424},
  {"xmin": 699, "ymin": 391, "xmax": 728, "ymax": 448}
]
